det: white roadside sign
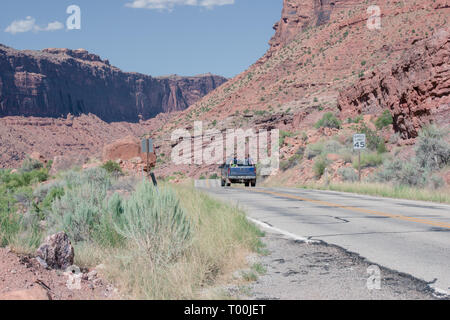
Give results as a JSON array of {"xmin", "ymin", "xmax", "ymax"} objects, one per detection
[{"xmin": 353, "ymin": 134, "xmax": 366, "ymax": 150}]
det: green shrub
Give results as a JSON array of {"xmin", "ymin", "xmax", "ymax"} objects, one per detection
[
  {"xmin": 313, "ymin": 157, "xmax": 328, "ymax": 178},
  {"xmin": 323, "ymin": 140, "xmax": 344, "ymax": 154},
  {"xmin": 20, "ymin": 158, "xmax": 43, "ymax": 173},
  {"xmin": 315, "ymin": 112, "xmax": 341, "ymax": 129},
  {"xmin": 373, "ymin": 158, "xmax": 426, "ymax": 187},
  {"xmin": 397, "ymin": 161, "xmax": 426, "ymax": 187},
  {"xmin": 376, "ymin": 140, "xmax": 388, "ymax": 154},
  {"xmin": 63, "ymin": 167, "xmax": 111, "ymax": 190},
  {"xmin": 208, "ymin": 173, "xmax": 219, "ymax": 179},
  {"xmin": 101, "ymin": 161, "xmax": 123, "ymax": 175},
  {"xmin": 0, "ymin": 204, "xmax": 20, "ymax": 247},
  {"xmin": 280, "ymin": 153, "xmax": 303, "ymax": 171},
  {"xmin": 353, "ymin": 152, "xmax": 383, "ymax": 169},
  {"xmin": 49, "ymin": 179, "xmax": 109, "ymax": 242},
  {"xmin": 429, "ymin": 174, "xmax": 445, "ymax": 190},
  {"xmin": 42, "ymin": 187, "xmax": 65, "ymax": 209},
  {"xmin": 279, "ymin": 130, "xmax": 294, "ymax": 146},
  {"xmin": 339, "ymin": 167, "xmax": 359, "ymax": 182},
  {"xmin": 373, "ymin": 159, "xmax": 404, "ymax": 183},
  {"xmin": 375, "ymin": 110, "xmax": 393, "ymax": 130},
  {"xmin": 33, "ymin": 180, "xmax": 66, "ymax": 203},
  {"xmin": 415, "ymin": 125, "xmax": 450, "ymax": 171},
  {"xmin": 305, "ymin": 141, "xmax": 325, "ymax": 159},
  {"xmin": 347, "ymin": 116, "xmax": 363, "ymax": 124},
  {"xmin": 113, "ymin": 181, "xmax": 191, "ymax": 264}
]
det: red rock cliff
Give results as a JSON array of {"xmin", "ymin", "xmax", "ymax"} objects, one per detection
[
  {"xmin": 338, "ymin": 27, "xmax": 450, "ymax": 139},
  {"xmin": 268, "ymin": 0, "xmax": 360, "ymax": 52},
  {"xmin": 0, "ymin": 45, "xmax": 227, "ymax": 122}
]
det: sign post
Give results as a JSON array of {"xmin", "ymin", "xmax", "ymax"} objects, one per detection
[
  {"xmin": 353, "ymin": 134, "xmax": 366, "ymax": 182},
  {"xmin": 141, "ymin": 137, "xmax": 156, "ymax": 187}
]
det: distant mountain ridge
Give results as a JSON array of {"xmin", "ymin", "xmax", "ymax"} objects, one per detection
[{"xmin": 0, "ymin": 45, "xmax": 227, "ymax": 122}]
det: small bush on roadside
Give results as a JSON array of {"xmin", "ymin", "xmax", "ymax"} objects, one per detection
[
  {"xmin": 315, "ymin": 112, "xmax": 341, "ymax": 129},
  {"xmin": 339, "ymin": 167, "xmax": 359, "ymax": 182},
  {"xmin": 113, "ymin": 181, "xmax": 191, "ymax": 265},
  {"xmin": 389, "ymin": 132, "xmax": 401, "ymax": 145},
  {"xmin": 101, "ymin": 160, "xmax": 123, "ymax": 175},
  {"xmin": 415, "ymin": 125, "xmax": 450, "ymax": 171},
  {"xmin": 373, "ymin": 159, "xmax": 404, "ymax": 183},
  {"xmin": 353, "ymin": 152, "xmax": 383, "ymax": 169},
  {"xmin": 280, "ymin": 153, "xmax": 303, "ymax": 171},
  {"xmin": 376, "ymin": 140, "xmax": 388, "ymax": 154},
  {"xmin": 397, "ymin": 161, "xmax": 426, "ymax": 187},
  {"xmin": 305, "ymin": 141, "xmax": 324, "ymax": 159},
  {"xmin": 323, "ymin": 140, "xmax": 344, "ymax": 154},
  {"xmin": 347, "ymin": 115, "xmax": 363, "ymax": 124},
  {"xmin": 20, "ymin": 158, "xmax": 43, "ymax": 173},
  {"xmin": 0, "ymin": 166, "xmax": 51, "ymax": 247},
  {"xmin": 49, "ymin": 179, "xmax": 109, "ymax": 242},
  {"xmin": 373, "ymin": 158, "xmax": 427, "ymax": 187},
  {"xmin": 0, "ymin": 206, "xmax": 20, "ymax": 247},
  {"xmin": 429, "ymin": 174, "xmax": 445, "ymax": 190},
  {"xmin": 313, "ymin": 157, "xmax": 328, "ymax": 178},
  {"xmin": 375, "ymin": 110, "xmax": 393, "ymax": 130},
  {"xmin": 279, "ymin": 130, "xmax": 294, "ymax": 146}
]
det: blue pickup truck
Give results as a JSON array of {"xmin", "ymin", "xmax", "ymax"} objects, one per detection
[{"xmin": 220, "ymin": 158, "xmax": 257, "ymax": 187}]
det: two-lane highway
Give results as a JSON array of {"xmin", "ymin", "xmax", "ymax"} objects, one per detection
[{"xmin": 200, "ymin": 186, "xmax": 450, "ymax": 295}]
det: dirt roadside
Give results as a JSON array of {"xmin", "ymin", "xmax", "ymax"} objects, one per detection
[
  {"xmin": 232, "ymin": 233, "xmax": 444, "ymax": 300},
  {"xmin": 0, "ymin": 247, "xmax": 116, "ymax": 300}
]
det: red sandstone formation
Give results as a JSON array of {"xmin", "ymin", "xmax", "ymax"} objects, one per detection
[
  {"xmin": 338, "ymin": 27, "xmax": 450, "ymax": 139},
  {"xmin": 0, "ymin": 45, "xmax": 226, "ymax": 122}
]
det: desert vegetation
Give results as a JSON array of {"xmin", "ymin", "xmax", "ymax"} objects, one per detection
[
  {"xmin": 0, "ymin": 165, "xmax": 264, "ymax": 299},
  {"xmin": 272, "ymin": 123, "xmax": 450, "ymax": 203}
]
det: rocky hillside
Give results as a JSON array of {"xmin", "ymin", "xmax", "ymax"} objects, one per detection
[
  {"xmin": 0, "ymin": 0, "xmax": 448, "ymax": 175},
  {"xmin": 150, "ymin": 0, "xmax": 449, "ymax": 179},
  {"xmin": 0, "ymin": 46, "xmax": 227, "ymax": 122},
  {"xmin": 338, "ymin": 28, "xmax": 449, "ymax": 139}
]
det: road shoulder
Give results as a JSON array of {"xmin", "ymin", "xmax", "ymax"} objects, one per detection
[{"xmin": 241, "ymin": 233, "xmax": 439, "ymax": 300}]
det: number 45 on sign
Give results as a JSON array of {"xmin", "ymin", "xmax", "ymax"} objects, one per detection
[{"xmin": 353, "ymin": 134, "xmax": 366, "ymax": 150}]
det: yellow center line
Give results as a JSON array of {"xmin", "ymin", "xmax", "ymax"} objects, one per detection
[{"xmin": 250, "ymin": 189, "xmax": 450, "ymax": 230}]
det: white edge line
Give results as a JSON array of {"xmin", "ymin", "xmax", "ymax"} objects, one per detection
[
  {"xmin": 430, "ymin": 286, "xmax": 450, "ymax": 298},
  {"xmin": 247, "ymin": 217, "xmax": 317, "ymax": 244}
]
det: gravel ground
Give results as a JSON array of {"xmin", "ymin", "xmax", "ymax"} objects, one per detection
[
  {"xmin": 241, "ymin": 233, "xmax": 442, "ymax": 300},
  {"xmin": 0, "ymin": 248, "xmax": 116, "ymax": 300}
]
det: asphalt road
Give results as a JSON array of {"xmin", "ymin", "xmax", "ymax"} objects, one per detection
[{"xmin": 200, "ymin": 186, "xmax": 450, "ymax": 296}]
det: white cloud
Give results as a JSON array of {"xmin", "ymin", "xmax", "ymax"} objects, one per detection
[
  {"xmin": 5, "ymin": 17, "xmax": 64, "ymax": 35},
  {"xmin": 125, "ymin": 0, "xmax": 235, "ymax": 10},
  {"xmin": 42, "ymin": 21, "xmax": 65, "ymax": 32}
]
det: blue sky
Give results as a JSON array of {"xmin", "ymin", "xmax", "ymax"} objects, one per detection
[{"xmin": 0, "ymin": 0, "xmax": 282, "ymax": 78}]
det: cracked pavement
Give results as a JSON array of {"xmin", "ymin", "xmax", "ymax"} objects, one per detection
[{"xmin": 200, "ymin": 186, "xmax": 450, "ymax": 298}]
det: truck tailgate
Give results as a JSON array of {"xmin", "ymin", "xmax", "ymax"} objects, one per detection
[{"xmin": 229, "ymin": 166, "xmax": 256, "ymax": 177}]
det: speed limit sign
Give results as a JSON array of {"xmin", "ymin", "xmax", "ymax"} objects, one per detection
[{"xmin": 353, "ymin": 134, "xmax": 366, "ymax": 150}]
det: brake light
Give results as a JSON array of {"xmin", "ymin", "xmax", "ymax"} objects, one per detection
[{"xmin": 228, "ymin": 168, "xmax": 230, "ymax": 175}]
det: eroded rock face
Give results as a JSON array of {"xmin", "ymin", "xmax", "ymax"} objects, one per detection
[
  {"xmin": 338, "ymin": 27, "xmax": 450, "ymax": 139},
  {"xmin": 36, "ymin": 232, "xmax": 75, "ymax": 270},
  {"xmin": 268, "ymin": 0, "xmax": 359, "ymax": 52},
  {"xmin": 0, "ymin": 45, "xmax": 227, "ymax": 122}
]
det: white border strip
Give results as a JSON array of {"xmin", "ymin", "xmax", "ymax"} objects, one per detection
[{"xmin": 247, "ymin": 217, "xmax": 317, "ymax": 244}]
